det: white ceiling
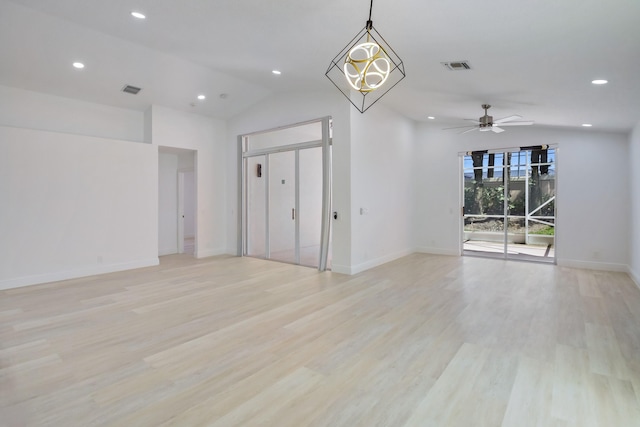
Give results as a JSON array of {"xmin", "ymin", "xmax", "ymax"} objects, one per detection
[{"xmin": 1, "ymin": 0, "xmax": 639, "ymax": 132}]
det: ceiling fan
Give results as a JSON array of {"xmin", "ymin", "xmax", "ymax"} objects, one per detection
[{"xmin": 445, "ymin": 104, "xmax": 534, "ymax": 134}]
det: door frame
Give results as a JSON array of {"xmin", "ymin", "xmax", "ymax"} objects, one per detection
[
  {"xmin": 237, "ymin": 117, "xmax": 332, "ymax": 271},
  {"xmin": 459, "ymin": 145, "xmax": 558, "ymax": 263},
  {"xmin": 158, "ymin": 147, "xmax": 197, "ymax": 257},
  {"xmin": 177, "ymin": 171, "xmax": 185, "ymax": 254},
  {"xmin": 177, "ymin": 169, "xmax": 196, "ymax": 255}
]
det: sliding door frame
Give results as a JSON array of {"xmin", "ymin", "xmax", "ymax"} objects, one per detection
[
  {"xmin": 237, "ymin": 117, "xmax": 332, "ymax": 271},
  {"xmin": 459, "ymin": 145, "xmax": 558, "ymax": 263}
]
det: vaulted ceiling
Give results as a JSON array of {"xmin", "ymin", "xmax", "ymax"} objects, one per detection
[{"xmin": 1, "ymin": 0, "xmax": 639, "ymax": 132}]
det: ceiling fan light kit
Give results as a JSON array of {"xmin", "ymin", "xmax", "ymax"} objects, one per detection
[
  {"xmin": 445, "ymin": 104, "xmax": 534, "ymax": 134},
  {"xmin": 326, "ymin": 0, "xmax": 406, "ymax": 113}
]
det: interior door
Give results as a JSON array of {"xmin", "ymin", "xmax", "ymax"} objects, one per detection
[{"xmin": 177, "ymin": 172, "xmax": 185, "ymax": 254}]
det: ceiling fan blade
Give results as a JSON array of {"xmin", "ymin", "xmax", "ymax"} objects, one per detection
[
  {"xmin": 494, "ymin": 115, "xmax": 522, "ymax": 124},
  {"xmin": 461, "ymin": 127, "xmax": 478, "ymax": 134},
  {"xmin": 497, "ymin": 121, "xmax": 534, "ymax": 126},
  {"xmin": 491, "ymin": 126, "xmax": 505, "ymax": 133},
  {"xmin": 443, "ymin": 125, "xmax": 476, "ymax": 130}
]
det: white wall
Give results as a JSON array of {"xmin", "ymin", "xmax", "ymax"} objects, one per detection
[
  {"xmin": 228, "ymin": 91, "xmax": 416, "ymax": 274},
  {"xmin": 226, "ymin": 91, "xmax": 352, "ymax": 269},
  {"xmin": 412, "ymin": 125, "xmax": 464, "ymax": 256},
  {"xmin": 151, "ymin": 105, "xmax": 227, "ymax": 258},
  {"xmin": 414, "ymin": 124, "xmax": 630, "ymax": 271},
  {"xmin": 3, "ymin": 83, "xmax": 634, "ymax": 286},
  {"xmin": 0, "ymin": 126, "xmax": 158, "ymax": 289},
  {"xmin": 0, "ymin": 85, "xmax": 144, "ymax": 142},
  {"xmin": 630, "ymin": 121, "xmax": 640, "ymax": 286},
  {"xmin": 349, "ymin": 104, "xmax": 417, "ymax": 273}
]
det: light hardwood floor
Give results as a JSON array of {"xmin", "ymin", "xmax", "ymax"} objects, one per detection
[{"xmin": 2, "ymin": 254, "xmax": 640, "ymax": 426}]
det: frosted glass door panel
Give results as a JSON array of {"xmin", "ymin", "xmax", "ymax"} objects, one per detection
[
  {"xmin": 268, "ymin": 151, "xmax": 296, "ymax": 264},
  {"xmin": 299, "ymin": 147, "xmax": 322, "ymax": 268}
]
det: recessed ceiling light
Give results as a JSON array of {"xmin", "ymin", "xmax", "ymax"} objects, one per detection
[
  {"xmin": 582, "ymin": 123, "xmax": 593, "ymax": 127},
  {"xmin": 131, "ymin": 11, "xmax": 146, "ymax": 19},
  {"xmin": 591, "ymin": 79, "xmax": 608, "ymax": 85},
  {"xmin": 427, "ymin": 116, "xmax": 435, "ymax": 120},
  {"xmin": 72, "ymin": 62, "xmax": 85, "ymax": 69},
  {"xmin": 197, "ymin": 94, "xmax": 206, "ymax": 100},
  {"xmin": 272, "ymin": 70, "xmax": 282, "ymax": 75}
]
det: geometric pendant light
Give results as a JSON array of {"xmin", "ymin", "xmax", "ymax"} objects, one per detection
[{"xmin": 325, "ymin": 0, "xmax": 406, "ymax": 113}]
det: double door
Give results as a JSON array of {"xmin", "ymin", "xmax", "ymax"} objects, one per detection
[{"xmin": 462, "ymin": 147, "xmax": 556, "ymax": 262}]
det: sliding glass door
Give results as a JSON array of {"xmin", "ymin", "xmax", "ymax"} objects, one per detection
[
  {"xmin": 241, "ymin": 118, "xmax": 332, "ymax": 270},
  {"xmin": 462, "ymin": 146, "xmax": 556, "ymax": 263}
]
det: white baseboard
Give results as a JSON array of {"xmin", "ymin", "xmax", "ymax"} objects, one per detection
[
  {"xmin": 0, "ymin": 258, "xmax": 160, "ymax": 291},
  {"xmin": 415, "ymin": 247, "xmax": 461, "ymax": 257},
  {"xmin": 628, "ymin": 266, "xmax": 640, "ymax": 290},
  {"xmin": 556, "ymin": 258, "xmax": 629, "ymax": 272},
  {"xmin": 334, "ymin": 248, "xmax": 415, "ymax": 275},
  {"xmin": 330, "ymin": 264, "xmax": 352, "ymax": 275},
  {"xmin": 158, "ymin": 247, "xmax": 177, "ymax": 256},
  {"xmin": 195, "ymin": 247, "xmax": 227, "ymax": 259}
]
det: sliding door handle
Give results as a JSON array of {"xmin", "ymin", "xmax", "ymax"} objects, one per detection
[{"xmin": 292, "ymin": 208, "xmax": 295, "ymax": 220}]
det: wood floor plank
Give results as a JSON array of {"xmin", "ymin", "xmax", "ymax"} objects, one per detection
[
  {"xmin": 551, "ymin": 344, "xmax": 599, "ymax": 426},
  {"xmin": 585, "ymin": 322, "xmax": 630, "ymax": 379},
  {"xmin": 2, "ymin": 253, "xmax": 640, "ymax": 426},
  {"xmin": 402, "ymin": 342, "xmax": 491, "ymax": 427},
  {"xmin": 501, "ymin": 356, "xmax": 556, "ymax": 427}
]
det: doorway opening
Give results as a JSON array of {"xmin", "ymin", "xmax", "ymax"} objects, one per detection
[
  {"xmin": 158, "ymin": 147, "xmax": 197, "ymax": 257},
  {"xmin": 178, "ymin": 170, "xmax": 196, "ymax": 254},
  {"xmin": 239, "ymin": 117, "xmax": 332, "ymax": 271},
  {"xmin": 461, "ymin": 146, "xmax": 556, "ymax": 263}
]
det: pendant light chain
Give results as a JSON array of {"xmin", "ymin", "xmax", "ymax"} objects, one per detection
[{"xmin": 367, "ymin": 0, "xmax": 374, "ymax": 30}]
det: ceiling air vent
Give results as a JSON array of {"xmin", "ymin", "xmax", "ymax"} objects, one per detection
[
  {"xmin": 121, "ymin": 85, "xmax": 142, "ymax": 95},
  {"xmin": 442, "ymin": 61, "xmax": 472, "ymax": 71}
]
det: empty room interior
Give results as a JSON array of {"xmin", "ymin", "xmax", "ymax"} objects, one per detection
[{"xmin": 2, "ymin": 0, "xmax": 640, "ymax": 425}]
